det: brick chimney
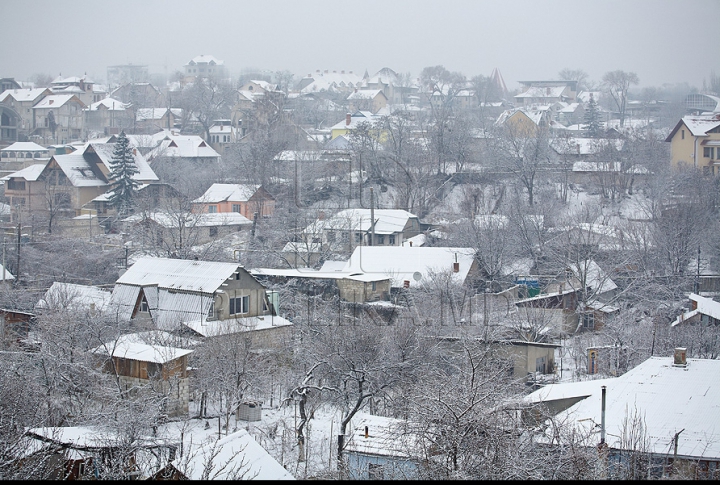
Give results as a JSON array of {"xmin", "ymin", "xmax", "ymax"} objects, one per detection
[
  {"xmin": 673, "ymin": 347, "xmax": 687, "ymax": 366},
  {"xmin": 453, "ymin": 262, "xmax": 460, "ymax": 273},
  {"xmin": 346, "ymin": 113, "xmax": 351, "ymax": 126}
]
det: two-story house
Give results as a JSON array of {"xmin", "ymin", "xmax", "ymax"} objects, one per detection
[
  {"xmin": 109, "ymin": 257, "xmax": 292, "ymax": 347},
  {"xmin": 31, "ymin": 94, "xmax": 86, "ymax": 144},
  {"xmin": 514, "ymin": 80, "xmax": 578, "ymax": 106},
  {"xmin": 665, "ymin": 113, "xmax": 720, "ymax": 173},
  {"xmin": 0, "ymin": 87, "xmax": 51, "ymax": 139},
  {"xmin": 83, "ymin": 97, "xmax": 132, "ymax": 136},
  {"xmin": 49, "ymin": 75, "xmax": 97, "ymax": 106},
  {"xmin": 346, "ymin": 89, "xmax": 388, "ymax": 114},
  {"xmin": 183, "ymin": 55, "xmax": 226, "ymax": 83}
]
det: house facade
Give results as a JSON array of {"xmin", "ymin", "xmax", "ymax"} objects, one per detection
[
  {"xmin": 0, "ymin": 87, "xmax": 51, "ymax": 139},
  {"xmin": 31, "ymin": 94, "xmax": 86, "ymax": 144},
  {"xmin": 665, "ymin": 114, "xmax": 720, "ymax": 173},
  {"xmin": 192, "ymin": 183, "xmax": 275, "ymax": 219}
]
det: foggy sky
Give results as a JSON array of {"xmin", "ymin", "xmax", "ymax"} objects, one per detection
[{"xmin": 1, "ymin": 0, "xmax": 717, "ymax": 91}]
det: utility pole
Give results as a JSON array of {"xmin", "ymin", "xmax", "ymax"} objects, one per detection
[
  {"xmin": 369, "ymin": 187, "xmax": 375, "ymax": 246},
  {"xmin": 15, "ymin": 223, "xmax": 20, "ymax": 284}
]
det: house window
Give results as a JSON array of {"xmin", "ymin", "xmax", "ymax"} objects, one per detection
[
  {"xmin": 229, "ymin": 295, "xmax": 249, "ymax": 315},
  {"xmin": 354, "ymin": 232, "xmax": 362, "ymax": 243},
  {"xmin": 209, "ymin": 227, "xmax": 218, "ymax": 237},
  {"xmin": 341, "ymin": 232, "xmax": 349, "ymax": 242},
  {"xmin": 207, "ymin": 301, "xmax": 215, "ymax": 319},
  {"xmin": 208, "ymin": 205, "xmax": 217, "ymax": 213},
  {"xmin": 704, "ymin": 147, "xmax": 714, "ymax": 158},
  {"xmin": 232, "ymin": 204, "xmax": 241, "ymax": 213},
  {"xmin": 681, "ymin": 130, "xmax": 685, "ymax": 140},
  {"xmin": 368, "ymin": 463, "xmax": 384, "ymax": 480},
  {"xmin": 326, "ymin": 231, "xmax": 335, "ymax": 243},
  {"xmin": 371, "ymin": 281, "xmax": 377, "ymax": 291},
  {"xmin": 140, "ymin": 298, "xmax": 149, "ymax": 313},
  {"xmin": 377, "ymin": 235, "xmax": 385, "ymax": 245},
  {"xmin": 389, "ymin": 234, "xmax": 395, "ymax": 245},
  {"xmin": 582, "ymin": 312, "xmax": 595, "ymax": 330},
  {"xmin": 535, "ymin": 356, "xmax": 547, "ymax": 373}
]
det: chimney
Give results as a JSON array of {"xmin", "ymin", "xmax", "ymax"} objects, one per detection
[
  {"xmin": 364, "ymin": 426, "xmax": 369, "ymax": 439},
  {"xmin": 453, "ymin": 262, "xmax": 460, "ymax": 273},
  {"xmin": 403, "ymin": 280, "xmax": 410, "ymax": 289},
  {"xmin": 673, "ymin": 347, "xmax": 687, "ymax": 366},
  {"xmin": 409, "ymin": 241, "xmax": 413, "ymax": 247},
  {"xmin": 346, "ymin": 113, "xmax": 351, "ymax": 126}
]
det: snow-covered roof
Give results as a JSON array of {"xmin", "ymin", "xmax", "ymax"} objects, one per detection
[
  {"xmin": 344, "ymin": 412, "xmax": 421, "ymax": 459},
  {"xmin": 32, "ymin": 94, "xmax": 82, "ymax": 109},
  {"xmin": 272, "ymin": 150, "xmax": 351, "ymax": 162},
  {"xmin": 52, "ymin": 153, "xmax": 106, "ymax": 187},
  {"xmin": 347, "ymin": 89, "xmax": 384, "ymax": 100},
  {"xmin": 672, "ymin": 293, "xmax": 720, "ymax": 327},
  {"xmin": 680, "ymin": 115, "xmax": 720, "ymax": 137},
  {"xmin": 85, "ymin": 142, "xmax": 158, "ymax": 182},
  {"xmin": 36, "ymin": 282, "xmax": 112, "ymax": 313},
  {"xmin": 5, "ymin": 163, "xmax": 46, "ymax": 181},
  {"xmin": 135, "ymin": 108, "xmax": 181, "ymax": 121},
  {"xmin": 146, "ymin": 134, "xmax": 220, "ymax": 160},
  {"xmin": 91, "ymin": 332, "xmax": 193, "ymax": 364},
  {"xmin": 515, "ymin": 86, "xmax": 566, "ymax": 99},
  {"xmin": 187, "ymin": 54, "xmax": 224, "ymax": 66},
  {"xmin": 181, "ymin": 429, "xmax": 294, "ymax": 480},
  {"xmin": 551, "ymin": 137, "xmax": 624, "ymax": 155},
  {"xmin": 1, "ymin": 141, "xmax": 48, "ymax": 152},
  {"xmin": 115, "ymin": 257, "xmax": 242, "ymax": 293},
  {"xmin": 183, "ymin": 314, "xmax": 293, "ymax": 338},
  {"xmin": 567, "ymin": 259, "xmax": 618, "ymax": 296},
  {"xmin": 27, "ymin": 426, "xmax": 162, "ymax": 451},
  {"xmin": 0, "ymin": 87, "xmax": 48, "ymax": 103},
  {"xmin": 122, "ymin": 211, "xmax": 252, "ymax": 228},
  {"xmin": 304, "ymin": 208, "xmax": 418, "ymax": 235},
  {"xmin": 525, "ymin": 356, "xmax": 720, "ymax": 460},
  {"xmin": 85, "ymin": 97, "xmax": 128, "ymax": 111},
  {"xmin": 344, "ymin": 246, "xmax": 476, "ymax": 288},
  {"xmin": 300, "ymin": 71, "xmax": 364, "ymax": 94},
  {"xmin": 192, "ymin": 183, "xmax": 261, "ymax": 204}
]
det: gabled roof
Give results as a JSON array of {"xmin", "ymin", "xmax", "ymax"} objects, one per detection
[
  {"xmin": 146, "ymin": 133, "xmax": 220, "ymax": 160},
  {"xmin": 551, "ymin": 137, "xmax": 624, "ymax": 155},
  {"xmin": 186, "ymin": 54, "xmax": 224, "ymax": 66},
  {"xmin": 672, "ymin": 293, "xmax": 720, "ymax": 326},
  {"xmin": 33, "ymin": 94, "xmax": 84, "ymax": 109},
  {"xmin": 515, "ymin": 86, "xmax": 567, "ymax": 99},
  {"xmin": 665, "ymin": 114, "xmax": 720, "ymax": 141},
  {"xmin": 85, "ymin": 97, "xmax": 128, "ymax": 111},
  {"xmin": 121, "ymin": 211, "xmax": 252, "ymax": 228},
  {"xmin": 1, "ymin": 141, "xmax": 48, "ymax": 152},
  {"xmin": 192, "ymin": 183, "xmax": 264, "ymax": 204},
  {"xmin": 51, "ymin": 153, "xmax": 106, "ymax": 187},
  {"xmin": 84, "ymin": 142, "xmax": 158, "ymax": 182},
  {"xmin": 344, "ymin": 412, "xmax": 421, "ymax": 459},
  {"xmin": 304, "ymin": 208, "xmax": 418, "ymax": 235},
  {"xmin": 36, "ymin": 282, "xmax": 112, "ymax": 313},
  {"xmin": 135, "ymin": 108, "xmax": 182, "ymax": 121},
  {"xmin": 347, "ymin": 89, "xmax": 385, "ymax": 100},
  {"xmin": 0, "ymin": 87, "xmax": 50, "ymax": 103},
  {"xmin": 115, "ymin": 257, "xmax": 243, "ymax": 293},
  {"xmin": 4, "ymin": 163, "xmax": 46, "ymax": 181}
]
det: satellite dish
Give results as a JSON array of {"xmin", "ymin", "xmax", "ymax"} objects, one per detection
[{"xmin": 412, "ymin": 271, "xmax": 422, "ymax": 281}]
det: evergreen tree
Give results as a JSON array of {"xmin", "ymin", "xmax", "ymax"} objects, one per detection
[
  {"xmin": 108, "ymin": 131, "xmax": 139, "ymax": 216},
  {"xmin": 583, "ymin": 93, "xmax": 602, "ymax": 138}
]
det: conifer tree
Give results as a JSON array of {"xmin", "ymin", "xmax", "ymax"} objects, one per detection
[
  {"xmin": 583, "ymin": 93, "xmax": 602, "ymax": 138},
  {"xmin": 108, "ymin": 131, "xmax": 139, "ymax": 216}
]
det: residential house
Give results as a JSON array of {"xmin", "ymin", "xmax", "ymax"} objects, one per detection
[
  {"xmin": 0, "ymin": 78, "xmax": 22, "ymax": 93},
  {"xmin": 36, "ymin": 282, "xmax": 112, "ymax": 316},
  {"xmin": 271, "ymin": 149, "xmax": 352, "ymax": 188},
  {"xmin": 495, "ymin": 106, "xmax": 552, "ymax": 136},
  {"xmin": 362, "ymin": 67, "xmax": 419, "ymax": 105},
  {"xmin": 514, "ymin": 80, "xmax": 577, "ymax": 106},
  {"xmin": 24, "ymin": 425, "xmax": 177, "ymax": 479},
  {"xmin": 106, "ymin": 65, "xmax": 150, "ymax": 88},
  {"xmin": 207, "ymin": 119, "xmax": 241, "ymax": 155},
  {"xmin": 671, "ymin": 292, "xmax": 720, "ymax": 327},
  {"xmin": 0, "ymin": 87, "xmax": 52, "ymax": 139},
  {"xmin": 84, "ymin": 182, "xmax": 183, "ymax": 220},
  {"xmin": 109, "ymin": 257, "xmax": 293, "ymax": 347},
  {"xmin": 0, "ymin": 307, "xmax": 32, "ymax": 349},
  {"xmin": 300, "ymin": 208, "xmax": 428, "ymax": 254},
  {"xmin": 296, "ymin": 69, "xmax": 364, "ymax": 94},
  {"xmin": 514, "ymin": 285, "xmax": 580, "ymax": 335},
  {"xmin": 134, "ymin": 108, "xmax": 181, "ymax": 134},
  {"xmin": 31, "ymin": 94, "xmax": 86, "ymax": 144},
  {"xmin": 83, "ymin": 97, "xmax": 132, "ymax": 136},
  {"xmin": 192, "ymin": 183, "xmax": 275, "ymax": 219},
  {"xmin": 524, "ymin": 351, "xmax": 720, "ymax": 479},
  {"xmin": 665, "ymin": 113, "xmax": 720, "ymax": 173},
  {"xmin": 347, "ymin": 89, "xmax": 388, "ymax": 114},
  {"xmin": 91, "ymin": 331, "xmax": 194, "ymax": 417},
  {"xmin": 0, "ymin": 141, "xmax": 50, "ymax": 177},
  {"xmin": 344, "ymin": 412, "xmax": 423, "ymax": 480},
  {"xmin": 0, "ymin": 103, "xmax": 21, "ymax": 144},
  {"xmin": 330, "ymin": 111, "xmax": 383, "ymax": 140},
  {"xmin": 183, "ymin": 54, "xmax": 227, "ymax": 83},
  {"xmin": 145, "ymin": 131, "xmax": 220, "ymax": 164},
  {"xmin": 49, "ymin": 75, "xmax": 97, "ymax": 105},
  {"xmin": 109, "ymin": 82, "xmax": 164, "ymax": 108},
  {"xmin": 3, "ymin": 140, "xmax": 157, "ymax": 224},
  {"xmin": 152, "ymin": 429, "xmax": 295, "ymax": 480}
]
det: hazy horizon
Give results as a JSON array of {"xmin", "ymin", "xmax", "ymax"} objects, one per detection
[{"xmin": 2, "ymin": 0, "xmax": 718, "ymax": 92}]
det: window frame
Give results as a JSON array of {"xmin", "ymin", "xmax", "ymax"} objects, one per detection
[{"xmin": 229, "ymin": 295, "xmax": 250, "ymax": 315}]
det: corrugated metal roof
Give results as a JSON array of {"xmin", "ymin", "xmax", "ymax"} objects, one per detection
[{"xmin": 116, "ymin": 257, "xmax": 240, "ymax": 292}]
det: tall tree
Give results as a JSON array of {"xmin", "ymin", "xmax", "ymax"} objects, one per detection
[
  {"xmin": 558, "ymin": 68, "xmax": 589, "ymax": 92},
  {"xmin": 582, "ymin": 93, "xmax": 602, "ymax": 137},
  {"xmin": 108, "ymin": 131, "xmax": 139, "ymax": 217},
  {"xmin": 602, "ymin": 70, "xmax": 639, "ymax": 127}
]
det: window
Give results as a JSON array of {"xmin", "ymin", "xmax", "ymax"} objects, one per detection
[
  {"xmin": 681, "ymin": 129, "xmax": 685, "ymax": 140},
  {"xmin": 371, "ymin": 281, "xmax": 377, "ymax": 291},
  {"xmin": 368, "ymin": 464, "xmax": 384, "ymax": 480},
  {"xmin": 377, "ymin": 235, "xmax": 385, "ymax": 245},
  {"xmin": 704, "ymin": 147, "xmax": 715, "ymax": 159},
  {"xmin": 354, "ymin": 232, "xmax": 362, "ymax": 243},
  {"xmin": 389, "ymin": 234, "xmax": 395, "ymax": 245},
  {"xmin": 209, "ymin": 227, "xmax": 218, "ymax": 237},
  {"xmin": 582, "ymin": 312, "xmax": 595, "ymax": 330},
  {"xmin": 341, "ymin": 231, "xmax": 349, "ymax": 242},
  {"xmin": 232, "ymin": 204, "xmax": 241, "ymax": 213},
  {"xmin": 229, "ymin": 295, "xmax": 249, "ymax": 315},
  {"xmin": 208, "ymin": 205, "xmax": 217, "ymax": 213},
  {"xmin": 140, "ymin": 298, "xmax": 149, "ymax": 313},
  {"xmin": 207, "ymin": 301, "xmax": 215, "ymax": 319},
  {"xmin": 326, "ymin": 231, "xmax": 335, "ymax": 243},
  {"xmin": 535, "ymin": 356, "xmax": 546, "ymax": 373}
]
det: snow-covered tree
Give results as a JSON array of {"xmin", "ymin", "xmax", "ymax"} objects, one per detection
[
  {"xmin": 108, "ymin": 131, "xmax": 139, "ymax": 216},
  {"xmin": 582, "ymin": 93, "xmax": 602, "ymax": 138}
]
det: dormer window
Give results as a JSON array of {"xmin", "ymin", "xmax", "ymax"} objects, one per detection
[{"xmin": 140, "ymin": 297, "xmax": 149, "ymax": 313}]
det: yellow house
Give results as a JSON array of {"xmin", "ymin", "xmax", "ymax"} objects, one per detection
[
  {"xmin": 496, "ymin": 107, "xmax": 551, "ymax": 137},
  {"xmin": 665, "ymin": 114, "xmax": 720, "ymax": 174},
  {"xmin": 330, "ymin": 110, "xmax": 386, "ymax": 141}
]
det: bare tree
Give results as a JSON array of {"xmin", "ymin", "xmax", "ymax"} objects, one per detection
[{"xmin": 602, "ymin": 70, "xmax": 639, "ymax": 127}]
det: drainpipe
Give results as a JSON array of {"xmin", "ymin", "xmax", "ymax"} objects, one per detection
[{"xmin": 600, "ymin": 385, "xmax": 606, "ymax": 444}]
